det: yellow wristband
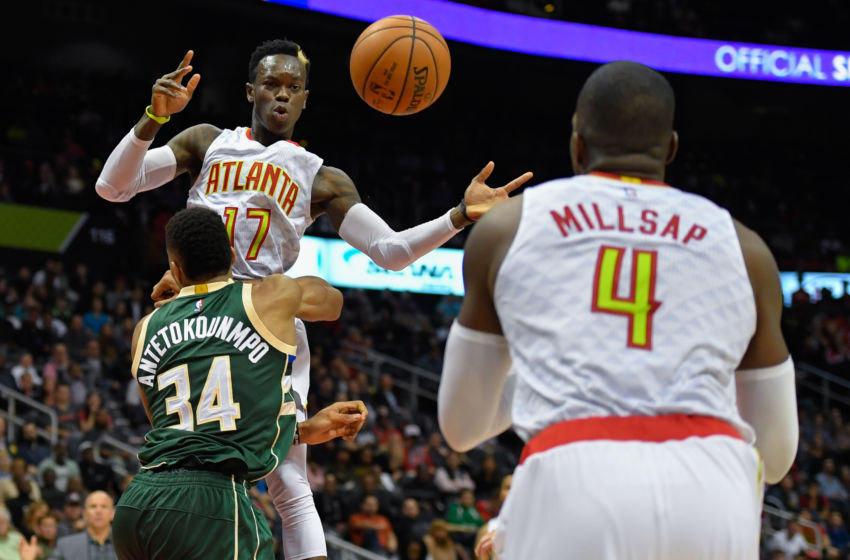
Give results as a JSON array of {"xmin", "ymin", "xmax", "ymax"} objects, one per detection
[{"xmin": 145, "ymin": 105, "xmax": 171, "ymax": 125}]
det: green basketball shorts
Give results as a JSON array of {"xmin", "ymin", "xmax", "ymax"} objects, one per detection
[{"xmin": 113, "ymin": 469, "xmax": 274, "ymax": 560}]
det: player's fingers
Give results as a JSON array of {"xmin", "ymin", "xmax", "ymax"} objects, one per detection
[
  {"xmin": 185, "ymin": 73, "xmax": 201, "ymax": 97},
  {"xmin": 157, "ymin": 78, "xmax": 190, "ymax": 92},
  {"xmin": 177, "ymin": 50, "xmax": 194, "ymax": 70},
  {"xmin": 474, "ymin": 161, "xmax": 495, "ymax": 183},
  {"xmin": 501, "ymin": 171, "xmax": 534, "ymax": 194},
  {"xmin": 152, "ymin": 84, "xmax": 183, "ymax": 98}
]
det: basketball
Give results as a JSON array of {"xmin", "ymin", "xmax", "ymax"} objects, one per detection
[{"xmin": 349, "ymin": 15, "xmax": 451, "ymax": 116}]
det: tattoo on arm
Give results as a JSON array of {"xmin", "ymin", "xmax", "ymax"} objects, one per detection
[
  {"xmin": 167, "ymin": 124, "xmax": 222, "ymax": 184},
  {"xmin": 311, "ymin": 166, "xmax": 363, "ymax": 230}
]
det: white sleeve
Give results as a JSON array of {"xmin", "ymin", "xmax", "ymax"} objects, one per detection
[
  {"xmin": 736, "ymin": 355, "xmax": 799, "ymax": 485},
  {"xmin": 438, "ymin": 321, "xmax": 514, "ymax": 452},
  {"xmin": 337, "ymin": 203, "xmax": 461, "ymax": 271},
  {"xmin": 95, "ymin": 128, "xmax": 177, "ymax": 202}
]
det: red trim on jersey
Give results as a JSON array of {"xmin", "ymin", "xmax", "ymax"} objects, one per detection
[
  {"xmin": 519, "ymin": 414, "xmax": 743, "ymax": 464},
  {"xmin": 245, "ymin": 128, "xmax": 301, "ymax": 147},
  {"xmin": 589, "ymin": 171, "xmax": 669, "ymax": 187}
]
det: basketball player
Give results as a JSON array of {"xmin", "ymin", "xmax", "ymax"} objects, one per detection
[
  {"xmin": 95, "ymin": 40, "xmax": 531, "ymax": 560},
  {"xmin": 112, "ymin": 207, "xmax": 366, "ymax": 560},
  {"xmin": 438, "ymin": 61, "xmax": 799, "ymax": 559}
]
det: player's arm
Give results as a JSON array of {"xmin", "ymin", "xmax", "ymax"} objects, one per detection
[
  {"xmin": 95, "ymin": 51, "xmax": 219, "ymax": 202},
  {"xmin": 294, "ymin": 276, "xmax": 343, "ymax": 322},
  {"xmin": 310, "ymin": 163, "xmax": 532, "ymax": 271},
  {"xmin": 438, "ymin": 197, "xmax": 522, "ymax": 452},
  {"xmin": 734, "ymin": 220, "xmax": 798, "ymax": 484}
]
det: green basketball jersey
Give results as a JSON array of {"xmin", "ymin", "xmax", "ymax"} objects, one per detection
[{"xmin": 132, "ymin": 279, "xmax": 296, "ymax": 481}]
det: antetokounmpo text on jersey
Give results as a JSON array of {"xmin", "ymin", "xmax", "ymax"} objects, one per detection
[{"xmin": 137, "ymin": 316, "xmax": 271, "ymax": 386}]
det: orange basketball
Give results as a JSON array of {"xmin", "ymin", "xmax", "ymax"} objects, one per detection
[{"xmin": 350, "ymin": 15, "xmax": 451, "ymax": 116}]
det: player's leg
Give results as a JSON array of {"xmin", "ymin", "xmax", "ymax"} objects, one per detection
[
  {"xmin": 266, "ymin": 444, "xmax": 327, "ymax": 560},
  {"xmin": 266, "ymin": 320, "xmax": 328, "ymax": 560}
]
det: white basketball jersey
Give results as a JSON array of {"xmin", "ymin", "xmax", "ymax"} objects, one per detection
[
  {"xmin": 187, "ymin": 127, "xmax": 323, "ymax": 279},
  {"xmin": 187, "ymin": 127, "xmax": 323, "ymax": 411},
  {"xmin": 494, "ymin": 173, "xmax": 757, "ymax": 443}
]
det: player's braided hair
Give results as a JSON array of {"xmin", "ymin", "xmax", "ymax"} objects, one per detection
[
  {"xmin": 248, "ymin": 38, "xmax": 310, "ymax": 85},
  {"xmin": 165, "ymin": 207, "xmax": 232, "ymax": 281}
]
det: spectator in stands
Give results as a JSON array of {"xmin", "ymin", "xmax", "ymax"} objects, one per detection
[
  {"xmin": 0, "ymin": 507, "xmax": 22, "ymax": 559},
  {"xmin": 800, "ymin": 507, "xmax": 832, "ymax": 551},
  {"xmin": 61, "ymin": 316, "xmax": 92, "ymax": 363},
  {"xmin": 348, "ymin": 494, "xmax": 398, "ymax": 557},
  {"xmin": 39, "ymin": 468, "xmax": 66, "ymax": 512},
  {"xmin": 403, "ymin": 463, "xmax": 443, "ymax": 515},
  {"xmin": 15, "ymin": 374, "xmax": 41, "ymax": 419},
  {"xmin": 51, "ymin": 384, "xmax": 79, "ymax": 444},
  {"xmin": 77, "ymin": 392, "xmax": 111, "ymax": 438},
  {"xmin": 55, "ymin": 493, "xmax": 84, "ymax": 539},
  {"xmin": 14, "ymin": 423, "xmax": 49, "ymax": 467},
  {"xmin": 65, "ymin": 364, "xmax": 90, "ymax": 410},
  {"xmin": 34, "ymin": 512, "xmax": 57, "ymax": 558},
  {"xmin": 80, "ymin": 341, "xmax": 105, "ymax": 386},
  {"xmin": 434, "ymin": 452, "xmax": 475, "ymax": 501},
  {"xmin": 11, "ymin": 353, "xmax": 41, "ymax": 388},
  {"xmin": 394, "ymin": 498, "xmax": 433, "ymax": 558},
  {"xmin": 81, "ymin": 298, "xmax": 108, "ymax": 336},
  {"xmin": 766, "ymin": 474, "xmax": 802, "ymax": 512},
  {"xmin": 375, "ymin": 374, "xmax": 404, "ymax": 419},
  {"xmin": 4, "ymin": 457, "xmax": 41, "ymax": 530},
  {"xmin": 37, "ymin": 441, "xmax": 79, "ymax": 493},
  {"xmin": 313, "ymin": 472, "xmax": 349, "ymax": 537},
  {"xmin": 329, "ymin": 447, "xmax": 357, "ymax": 489},
  {"xmin": 373, "ymin": 407, "xmax": 402, "ymax": 447},
  {"xmin": 27, "ymin": 490, "xmax": 117, "ymax": 560},
  {"xmin": 423, "ymin": 518, "xmax": 470, "ymax": 560},
  {"xmin": 405, "ymin": 429, "xmax": 437, "ymax": 475},
  {"xmin": 826, "ymin": 510, "xmax": 850, "ymax": 557},
  {"xmin": 801, "ymin": 481, "xmax": 831, "ymax": 520},
  {"xmin": 817, "ymin": 458, "xmax": 849, "ymax": 505},
  {"xmin": 41, "ymin": 344, "xmax": 70, "ymax": 382},
  {"xmin": 770, "ymin": 519, "xmax": 811, "ymax": 558},
  {"xmin": 78, "ymin": 442, "xmax": 116, "ymax": 493},
  {"xmin": 21, "ymin": 501, "xmax": 48, "ymax": 541},
  {"xmin": 356, "ymin": 472, "xmax": 400, "ymax": 520},
  {"xmin": 446, "ymin": 488, "xmax": 484, "ymax": 550},
  {"xmin": 471, "ymin": 454, "xmax": 502, "ymax": 502}
]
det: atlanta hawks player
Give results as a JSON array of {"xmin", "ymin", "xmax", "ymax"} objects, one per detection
[
  {"xmin": 95, "ymin": 42, "xmax": 531, "ymax": 560},
  {"xmin": 438, "ymin": 61, "xmax": 798, "ymax": 559}
]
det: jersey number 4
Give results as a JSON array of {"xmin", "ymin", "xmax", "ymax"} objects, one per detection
[
  {"xmin": 591, "ymin": 245, "xmax": 661, "ymax": 350},
  {"xmin": 158, "ymin": 356, "xmax": 242, "ymax": 432},
  {"xmin": 223, "ymin": 207, "xmax": 270, "ymax": 260}
]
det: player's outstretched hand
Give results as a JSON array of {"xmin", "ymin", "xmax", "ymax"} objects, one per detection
[
  {"xmin": 150, "ymin": 50, "xmax": 202, "ymax": 118},
  {"xmin": 18, "ymin": 535, "xmax": 39, "ymax": 560},
  {"xmin": 152, "ymin": 269, "xmax": 180, "ymax": 308},
  {"xmin": 462, "ymin": 162, "xmax": 533, "ymax": 221},
  {"xmin": 300, "ymin": 400, "xmax": 368, "ymax": 445}
]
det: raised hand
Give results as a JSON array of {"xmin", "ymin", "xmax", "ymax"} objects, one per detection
[
  {"xmin": 18, "ymin": 535, "xmax": 39, "ymax": 560},
  {"xmin": 150, "ymin": 50, "xmax": 202, "ymax": 118},
  {"xmin": 462, "ymin": 162, "xmax": 533, "ymax": 221},
  {"xmin": 151, "ymin": 269, "xmax": 180, "ymax": 308}
]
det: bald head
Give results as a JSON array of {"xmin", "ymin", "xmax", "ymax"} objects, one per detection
[{"xmin": 573, "ymin": 61, "xmax": 676, "ymax": 168}]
